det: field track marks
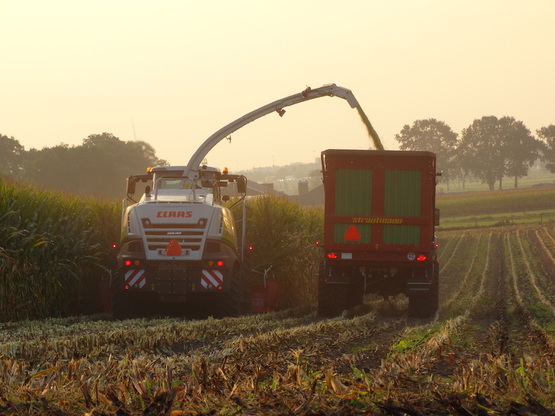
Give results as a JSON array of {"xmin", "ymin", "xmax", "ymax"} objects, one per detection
[
  {"xmin": 438, "ymin": 233, "xmax": 466, "ymax": 271},
  {"xmin": 464, "ymin": 232, "xmax": 493, "ymax": 316},
  {"xmin": 534, "ymin": 227, "xmax": 555, "ymax": 271},
  {"xmin": 515, "ymin": 229, "xmax": 555, "ymax": 316},
  {"xmin": 505, "ymin": 232, "xmax": 555, "ymax": 355},
  {"xmin": 440, "ymin": 232, "xmax": 490, "ymax": 315}
]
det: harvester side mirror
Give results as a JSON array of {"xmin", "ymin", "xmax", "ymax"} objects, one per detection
[
  {"xmin": 126, "ymin": 178, "xmax": 136, "ymax": 195},
  {"xmin": 236, "ymin": 176, "xmax": 247, "ymax": 194},
  {"xmin": 145, "ymin": 185, "xmax": 151, "ymax": 197}
]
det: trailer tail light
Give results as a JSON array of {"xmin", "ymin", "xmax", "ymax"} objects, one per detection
[
  {"xmin": 416, "ymin": 255, "xmax": 427, "ymax": 261},
  {"xmin": 327, "ymin": 252, "xmax": 338, "ymax": 259}
]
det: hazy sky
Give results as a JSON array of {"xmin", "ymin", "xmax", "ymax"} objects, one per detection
[{"xmin": 1, "ymin": 1, "xmax": 553, "ymax": 172}]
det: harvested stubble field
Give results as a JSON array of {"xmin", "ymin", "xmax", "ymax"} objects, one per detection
[{"xmin": 1, "ymin": 224, "xmax": 555, "ymax": 415}]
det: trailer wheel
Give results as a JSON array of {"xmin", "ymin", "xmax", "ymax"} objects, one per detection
[
  {"xmin": 318, "ymin": 282, "xmax": 351, "ymax": 317},
  {"xmin": 408, "ymin": 263, "xmax": 439, "ymax": 319},
  {"xmin": 348, "ymin": 271, "xmax": 365, "ymax": 309},
  {"xmin": 317, "ymin": 262, "xmax": 351, "ymax": 317}
]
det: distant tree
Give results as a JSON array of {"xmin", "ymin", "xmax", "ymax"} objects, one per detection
[
  {"xmin": 537, "ymin": 125, "xmax": 555, "ymax": 172},
  {"xmin": 21, "ymin": 133, "xmax": 166, "ymax": 198},
  {"xmin": 394, "ymin": 119, "xmax": 458, "ymax": 188},
  {"xmin": 459, "ymin": 117, "xmax": 506, "ymax": 191},
  {"xmin": 459, "ymin": 116, "xmax": 541, "ymax": 190},
  {"xmin": 22, "ymin": 144, "xmax": 83, "ymax": 193},
  {"xmin": 501, "ymin": 118, "xmax": 542, "ymax": 188},
  {"xmin": 0, "ymin": 134, "xmax": 24, "ymax": 178},
  {"xmin": 79, "ymin": 133, "xmax": 167, "ymax": 197}
]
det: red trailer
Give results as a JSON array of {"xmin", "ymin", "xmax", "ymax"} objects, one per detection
[{"xmin": 318, "ymin": 149, "xmax": 440, "ymax": 318}]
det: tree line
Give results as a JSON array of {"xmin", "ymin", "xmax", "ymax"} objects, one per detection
[
  {"xmin": 395, "ymin": 117, "xmax": 555, "ymax": 190},
  {"xmin": 2, "ymin": 116, "xmax": 555, "ymax": 197},
  {"xmin": 0, "ymin": 132, "xmax": 166, "ymax": 199}
]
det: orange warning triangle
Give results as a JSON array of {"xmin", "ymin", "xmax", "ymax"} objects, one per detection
[
  {"xmin": 344, "ymin": 225, "xmax": 361, "ymax": 241},
  {"xmin": 166, "ymin": 239, "xmax": 182, "ymax": 256}
]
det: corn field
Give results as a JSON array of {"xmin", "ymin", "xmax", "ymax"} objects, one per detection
[
  {"xmin": 0, "ymin": 179, "xmax": 120, "ymax": 320},
  {"xmin": 1, "ymin": 179, "xmax": 555, "ymax": 414}
]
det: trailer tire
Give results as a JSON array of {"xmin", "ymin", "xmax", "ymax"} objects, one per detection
[
  {"xmin": 318, "ymin": 282, "xmax": 351, "ymax": 317},
  {"xmin": 408, "ymin": 263, "xmax": 439, "ymax": 319},
  {"xmin": 348, "ymin": 271, "xmax": 365, "ymax": 309},
  {"xmin": 317, "ymin": 262, "xmax": 352, "ymax": 317}
]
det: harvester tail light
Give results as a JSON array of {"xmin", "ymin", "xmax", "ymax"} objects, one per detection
[
  {"xmin": 416, "ymin": 255, "xmax": 427, "ymax": 261},
  {"xmin": 124, "ymin": 260, "xmax": 132, "ymax": 267},
  {"xmin": 327, "ymin": 252, "xmax": 338, "ymax": 259},
  {"xmin": 207, "ymin": 260, "xmax": 225, "ymax": 267}
]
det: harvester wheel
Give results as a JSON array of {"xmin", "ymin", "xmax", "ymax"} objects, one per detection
[
  {"xmin": 112, "ymin": 291, "xmax": 137, "ymax": 320},
  {"xmin": 225, "ymin": 266, "xmax": 245, "ymax": 317}
]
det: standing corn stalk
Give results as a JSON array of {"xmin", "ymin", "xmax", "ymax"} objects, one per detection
[{"xmin": 0, "ymin": 178, "xmax": 119, "ymax": 320}]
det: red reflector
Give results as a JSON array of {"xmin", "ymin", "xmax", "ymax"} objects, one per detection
[
  {"xmin": 111, "ymin": 243, "xmax": 118, "ymax": 249},
  {"xmin": 166, "ymin": 239, "xmax": 182, "ymax": 256},
  {"xmin": 216, "ymin": 260, "xmax": 224, "ymax": 267},
  {"xmin": 344, "ymin": 225, "xmax": 361, "ymax": 241},
  {"xmin": 217, "ymin": 285, "xmax": 223, "ymax": 290},
  {"xmin": 124, "ymin": 260, "xmax": 132, "ymax": 266},
  {"xmin": 124, "ymin": 285, "xmax": 130, "ymax": 290},
  {"xmin": 248, "ymin": 245, "xmax": 254, "ymax": 251},
  {"xmin": 416, "ymin": 255, "xmax": 427, "ymax": 261},
  {"xmin": 327, "ymin": 252, "xmax": 338, "ymax": 259}
]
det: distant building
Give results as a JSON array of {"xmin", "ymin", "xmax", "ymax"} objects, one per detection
[{"xmin": 291, "ymin": 184, "xmax": 324, "ymax": 206}]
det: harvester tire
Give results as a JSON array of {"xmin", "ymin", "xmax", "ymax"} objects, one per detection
[{"xmin": 225, "ymin": 266, "xmax": 245, "ymax": 317}]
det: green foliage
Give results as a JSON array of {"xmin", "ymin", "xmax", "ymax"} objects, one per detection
[
  {"xmin": 459, "ymin": 116, "xmax": 542, "ymax": 190},
  {"xmin": 537, "ymin": 124, "xmax": 555, "ymax": 173},
  {"xmin": 0, "ymin": 178, "xmax": 120, "ymax": 320},
  {"xmin": 437, "ymin": 186, "xmax": 555, "ymax": 218},
  {"xmin": 394, "ymin": 118, "xmax": 458, "ymax": 183},
  {"xmin": 0, "ymin": 133, "xmax": 24, "ymax": 177},
  {"xmin": 18, "ymin": 133, "xmax": 166, "ymax": 199},
  {"xmin": 233, "ymin": 195, "xmax": 323, "ymax": 308}
]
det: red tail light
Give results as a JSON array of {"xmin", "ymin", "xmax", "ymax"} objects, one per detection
[
  {"xmin": 416, "ymin": 255, "xmax": 427, "ymax": 261},
  {"xmin": 327, "ymin": 252, "xmax": 338, "ymax": 259}
]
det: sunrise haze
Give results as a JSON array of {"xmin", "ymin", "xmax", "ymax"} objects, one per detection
[{"xmin": 1, "ymin": 0, "xmax": 553, "ymax": 171}]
